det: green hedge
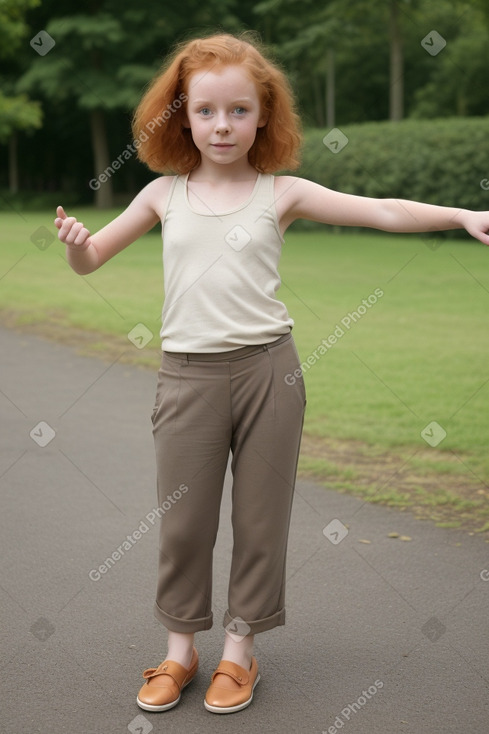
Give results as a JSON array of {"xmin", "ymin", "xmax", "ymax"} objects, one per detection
[{"xmin": 293, "ymin": 117, "xmax": 489, "ymax": 232}]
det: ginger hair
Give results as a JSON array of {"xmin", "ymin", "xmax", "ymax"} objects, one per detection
[{"xmin": 131, "ymin": 32, "xmax": 302, "ymax": 174}]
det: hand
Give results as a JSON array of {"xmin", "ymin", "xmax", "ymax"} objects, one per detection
[
  {"xmin": 54, "ymin": 205, "xmax": 92, "ymax": 249},
  {"xmin": 459, "ymin": 210, "xmax": 489, "ymax": 246}
]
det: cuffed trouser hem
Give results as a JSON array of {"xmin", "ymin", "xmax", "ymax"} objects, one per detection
[
  {"xmin": 222, "ymin": 608, "xmax": 285, "ymax": 635},
  {"xmin": 154, "ymin": 601, "xmax": 213, "ymax": 633}
]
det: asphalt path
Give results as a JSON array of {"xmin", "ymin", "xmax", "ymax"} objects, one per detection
[{"xmin": 1, "ymin": 325, "xmax": 488, "ymax": 734}]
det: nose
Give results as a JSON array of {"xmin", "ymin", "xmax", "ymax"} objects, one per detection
[{"xmin": 214, "ymin": 112, "xmax": 230, "ymax": 134}]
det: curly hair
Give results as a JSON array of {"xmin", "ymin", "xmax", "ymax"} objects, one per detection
[{"xmin": 131, "ymin": 31, "xmax": 302, "ymax": 174}]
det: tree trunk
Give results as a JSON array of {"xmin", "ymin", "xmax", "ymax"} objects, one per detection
[
  {"xmin": 90, "ymin": 108, "xmax": 113, "ymax": 208},
  {"xmin": 326, "ymin": 48, "xmax": 336, "ymax": 128},
  {"xmin": 9, "ymin": 133, "xmax": 19, "ymax": 194},
  {"xmin": 389, "ymin": 0, "xmax": 404, "ymax": 121}
]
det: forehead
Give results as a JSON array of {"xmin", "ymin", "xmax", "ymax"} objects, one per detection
[{"xmin": 186, "ymin": 65, "xmax": 259, "ymax": 101}]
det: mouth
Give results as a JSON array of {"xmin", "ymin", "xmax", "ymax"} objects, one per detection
[{"xmin": 212, "ymin": 143, "xmax": 235, "ymax": 148}]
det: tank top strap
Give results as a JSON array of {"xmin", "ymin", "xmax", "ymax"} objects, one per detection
[
  {"xmin": 167, "ymin": 172, "xmax": 275, "ymax": 217},
  {"xmin": 249, "ymin": 172, "xmax": 274, "ymax": 209},
  {"xmin": 162, "ymin": 175, "xmax": 182, "ymax": 228}
]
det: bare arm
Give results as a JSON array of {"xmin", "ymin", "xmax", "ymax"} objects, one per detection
[
  {"xmin": 278, "ymin": 177, "xmax": 489, "ymax": 245},
  {"xmin": 55, "ymin": 178, "xmax": 169, "ymax": 274}
]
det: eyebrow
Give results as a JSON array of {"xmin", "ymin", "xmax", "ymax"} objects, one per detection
[{"xmin": 191, "ymin": 97, "xmax": 255, "ymax": 104}]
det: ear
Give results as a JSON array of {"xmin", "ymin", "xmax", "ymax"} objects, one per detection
[
  {"xmin": 182, "ymin": 113, "xmax": 191, "ymax": 129},
  {"xmin": 257, "ymin": 111, "xmax": 268, "ymax": 128}
]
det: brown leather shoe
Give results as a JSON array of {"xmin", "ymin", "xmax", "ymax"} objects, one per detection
[
  {"xmin": 204, "ymin": 657, "xmax": 260, "ymax": 713},
  {"xmin": 136, "ymin": 647, "xmax": 198, "ymax": 712}
]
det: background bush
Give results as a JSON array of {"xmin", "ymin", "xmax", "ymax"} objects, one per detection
[{"xmin": 293, "ymin": 117, "xmax": 489, "ymax": 233}]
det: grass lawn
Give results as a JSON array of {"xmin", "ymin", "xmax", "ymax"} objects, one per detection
[{"xmin": 2, "ymin": 207, "xmax": 489, "ymax": 533}]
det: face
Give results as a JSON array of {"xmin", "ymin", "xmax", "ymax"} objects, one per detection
[{"xmin": 184, "ymin": 65, "xmax": 267, "ymax": 170}]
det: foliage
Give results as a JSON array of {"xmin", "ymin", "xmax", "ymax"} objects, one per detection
[
  {"xmin": 411, "ymin": 24, "xmax": 489, "ymax": 118},
  {"xmin": 253, "ymin": 0, "xmax": 489, "ymax": 125},
  {"xmin": 0, "ymin": 0, "xmax": 40, "ymax": 59},
  {"xmin": 0, "ymin": 91, "xmax": 42, "ymax": 142},
  {"xmin": 0, "ymin": 0, "xmax": 43, "ymax": 142},
  {"xmin": 17, "ymin": 0, "xmax": 241, "ymax": 112},
  {"xmin": 1, "ymin": 0, "xmax": 489, "ymax": 200},
  {"xmin": 298, "ymin": 117, "xmax": 489, "ymax": 217}
]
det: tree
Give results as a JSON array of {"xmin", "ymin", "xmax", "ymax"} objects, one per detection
[
  {"xmin": 254, "ymin": 0, "xmax": 347, "ymax": 127},
  {"xmin": 389, "ymin": 0, "xmax": 404, "ymax": 121},
  {"xmin": 410, "ymin": 1, "xmax": 489, "ymax": 118},
  {"xmin": 0, "ymin": 92, "xmax": 42, "ymax": 193},
  {"xmin": 18, "ymin": 9, "xmax": 156, "ymax": 208},
  {"xmin": 5, "ymin": 0, "xmax": 487, "ymax": 200},
  {"xmin": 17, "ymin": 0, "xmax": 240, "ymax": 207},
  {"xmin": 0, "ymin": 0, "xmax": 43, "ymax": 193}
]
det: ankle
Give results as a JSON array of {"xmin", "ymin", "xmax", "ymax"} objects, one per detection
[
  {"xmin": 166, "ymin": 631, "xmax": 195, "ymax": 668},
  {"xmin": 167, "ymin": 648, "xmax": 194, "ymax": 667},
  {"xmin": 221, "ymin": 632, "xmax": 254, "ymax": 669}
]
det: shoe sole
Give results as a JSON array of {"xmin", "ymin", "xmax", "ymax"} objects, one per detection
[
  {"xmin": 204, "ymin": 673, "xmax": 261, "ymax": 714},
  {"xmin": 136, "ymin": 676, "xmax": 194, "ymax": 712},
  {"xmin": 136, "ymin": 694, "xmax": 181, "ymax": 712}
]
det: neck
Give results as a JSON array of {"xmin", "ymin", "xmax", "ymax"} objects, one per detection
[{"xmin": 189, "ymin": 159, "xmax": 258, "ymax": 184}]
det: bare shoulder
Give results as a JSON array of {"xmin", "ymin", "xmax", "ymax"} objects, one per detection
[
  {"xmin": 273, "ymin": 175, "xmax": 319, "ymax": 210},
  {"xmin": 140, "ymin": 175, "xmax": 177, "ymax": 219},
  {"xmin": 273, "ymin": 174, "xmax": 303, "ymax": 200}
]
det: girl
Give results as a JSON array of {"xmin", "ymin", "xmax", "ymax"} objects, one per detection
[{"xmin": 55, "ymin": 32, "xmax": 489, "ymax": 715}]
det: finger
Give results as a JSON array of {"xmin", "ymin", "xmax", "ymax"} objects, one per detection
[
  {"xmin": 54, "ymin": 205, "xmax": 68, "ymax": 229},
  {"xmin": 63, "ymin": 221, "xmax": 86, "ymax": 245},
  {"xmin": 73, "ymin": 227, "xmax": 91, "ymax": 247},
  {"xmin": 57, "ymin": 218, "xmax": 81, "ymax": 244},
  {"xmin": 57, "ymin": 217, "xmax": 75, "ymax": 241}
]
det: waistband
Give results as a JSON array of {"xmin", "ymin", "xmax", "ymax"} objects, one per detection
[{"xmin": 164, "ymin": 331, "xmax": 292, "ymax": 363}]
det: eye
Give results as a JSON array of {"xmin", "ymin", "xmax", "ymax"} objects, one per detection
[
  {"xmin": 199, "ymin": 107, "xmax": 212, "ymax": 116},
  {"xmin": 234, "ymin": 107, "xmax": 247, "ymax": 115}
]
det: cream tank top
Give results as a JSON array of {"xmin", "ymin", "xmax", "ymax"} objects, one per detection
[{"xmin": 159, "ymin": 172, "xmax": 294, "ymax": 352}]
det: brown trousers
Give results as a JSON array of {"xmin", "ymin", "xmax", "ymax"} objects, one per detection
[{"xmin": 151, "ymin": 331, "xmax": 306, "ymax": 635}]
